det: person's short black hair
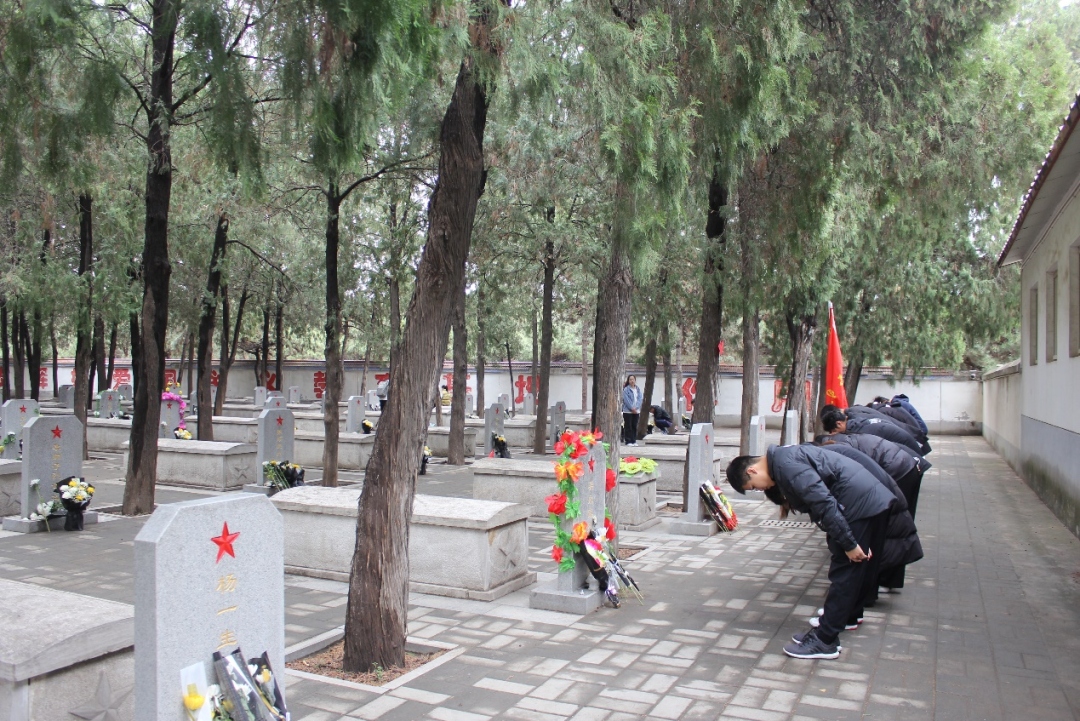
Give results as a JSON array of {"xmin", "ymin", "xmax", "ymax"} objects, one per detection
[
  {"xmin": 820, "ymin": 404, "xmax": 838, "ymax": 420},
  {"xmin": 821, "ymin": 409, "xmax": 847, "ymax": 432},
  {"xmin": 725, "ymin": 455, "xmax": 758, "ymax": 494},
  {"xmin": 763, "ymin": 485, "xmax": 787, "ymax": 507},
  {"xmin": 872, "ymin": 396, "xmax": 889, "ymax": 404}
]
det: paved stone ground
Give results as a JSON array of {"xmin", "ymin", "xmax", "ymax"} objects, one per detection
[{"xmin": 2, "ymin": 435, "xmax": 1079, "ymax": 720}]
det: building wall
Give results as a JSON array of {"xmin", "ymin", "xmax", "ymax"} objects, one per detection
[{"xmin": 982, "ymin": 361, "xmax": 1022, "ymax": 470}]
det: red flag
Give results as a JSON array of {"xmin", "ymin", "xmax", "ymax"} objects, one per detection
[{"xmin": 825, "ymin": 302, "xmax": 848, "ymax": 409}]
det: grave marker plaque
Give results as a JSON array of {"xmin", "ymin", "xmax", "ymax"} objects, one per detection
[
  {"xmin": 668, "ymin": 423, "xmax": 718, "ymax": 536},
  {"xmin": 264, "ymin": 395, "xmax": 286, "ymax": 410},
  {"xmin": 346, "ymin": 396, "xmax": 366, "ymax": 433},
  {"xmin": 366, "ymin": 390, "xmax": 379, "ymax": 410},
  {"xmin": 135, "ymin": 493, "xmax": 285, "ymax": 721},
  {"xmin": 1, "ymin": 399, "xmax": 38, "ymax": 460},
  {"xmin": 466, "ymin": 392, "xmax": 474, "ymax": 415},
  {"xmin": 483, "ymin": 404, "xmax": 505, "ymax": 456},
  {"xmin": 782, "ymin": 410, "xmax": 799, "ymax": 446},
  {"xmin": 748, "ymin": 415, "xmax": 766, "ymax": 456},
  {"xmin": 97, "ymin": 389, "xmax": 121, "ymax": 418},
  {"xmin": 253, "ymin": 387, "xmax": 267, "ymax": 407},
  {"xmin": 1, "ymin": 415, "xmax": 88, "ymax": 533},
  {"xmin": 160, "ymin": 399, "xmax": 184, "ymax": 438},
  {"xmin": 117, "ymin": 383, "xmax": 134, "ymax": 401},
  {"xmin": 547, "ymin": 404, "xmax": 567, "ymax": 451},
  {"xmin": 59, "ymin": 385, "xmax": 75, "ymax": 409},
  {"xmin": 256, "ymin": 408, "xmax": 295, "ymax": 485},
  {"xmin": 287, "ymin": 386, "xmax": 301, "ymax": 404},
  {"xmin": 523, "ymin": 393, "xmax": 535, "ymax": 415},
  {"xmin": 530, "ymin": 440, "xmax": 607, "ymax": 614},
  {"xmin": 498, "ymin": 393, "xmax": 511, "ymax": 412}
]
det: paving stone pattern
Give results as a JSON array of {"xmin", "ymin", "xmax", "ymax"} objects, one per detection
[{"xmin": 1, "ymin": 437, "xmax": 1079, "ymax": 720}]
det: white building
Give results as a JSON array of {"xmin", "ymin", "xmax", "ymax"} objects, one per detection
[{"xmin": 988, "ymin": 91, "xmax": 1080, "ymax": 538}]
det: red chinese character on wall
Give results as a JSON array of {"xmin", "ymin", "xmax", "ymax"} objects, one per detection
[
  {"xmin": 164, "ymin": 369, "xmax": 178, "ymax": 387},
  {"xmin": 313, "ymin": 371, "xmax": 326, "ymax": 399},
  {"xmin": 39, "ymin": 368, "xmax": 48, "ymax": 390},
  {"xmin": 265, "ymin": 373, "xmax": 277, "ymax": 391},
  {"xmin": 682, "ymin": 378, "xmax": 696, "ymax": 413},
  {"xmin": 210, "ymin": 369, "xmax": 219, "ymax": 387},
  {"xmin": 111, "ymin": 368, "xmax": 131, "ymax": 389},
  {"xmin": 514, "ymin": 375, "xmax": 534, "ymax": 403},
  {"xmin": 70, "ymin": 369, "xmax": 77, "ymax": 383},
  {"xmin": 375, "ymin": 373, "xmax": 389, "ymax": 384}
]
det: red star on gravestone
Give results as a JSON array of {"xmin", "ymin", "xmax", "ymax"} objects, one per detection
[
  {"xmin": 52, "ymin": 426, "xmax": 62, "ymax": 439},
  {"xmin": 706, "ymin": 434, "xmax": 710, "ymax": 443},
  {"xmin": 211, "ymin": 522, "xmax": 240, "ymax": 563},
  {"xmin": 589, "ymin": 458, "xmax": 596, "ymax": 472},
  {"xmin": 19, "ymin": 406, "xmax": 26, "ymax": 413},
  {"xmin": 276, "ymin": 416, "xmax": 283, "ymax": 426},
  {"xmin": 166, "ymin": 402, "xmax": 173, "ymax": 409}
]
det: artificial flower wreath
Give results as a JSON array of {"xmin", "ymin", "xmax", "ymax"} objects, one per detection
[{"xmin": 545, "ymin": 429, "xmax": 618, "ymax": 572}]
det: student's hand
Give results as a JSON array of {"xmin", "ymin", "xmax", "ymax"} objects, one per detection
[{"xmin": 846, "ymin": 545, "xmax": 868, "ymax": 562}]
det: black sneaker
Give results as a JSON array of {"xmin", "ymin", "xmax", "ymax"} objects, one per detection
[
  {"xmin": 783, "ymin": 630, "xmax": 840, "ymax": 660},
  {"xmin": 791, "ymin": 630, "xmax": 843, "ymax": 650}
]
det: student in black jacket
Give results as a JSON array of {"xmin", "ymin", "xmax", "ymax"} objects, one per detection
[
  {"xmin": 821, "ymin": 408, "xmax": 925, "ymax": 456},
  {"xmin": 726, "ymin": 445, "xmax": 896, "ymax": 660}
]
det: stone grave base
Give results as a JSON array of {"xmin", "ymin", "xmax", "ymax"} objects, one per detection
[
  {"xmin": 124, "ymin": 439, "xmax": 255, "ymax": 490},
  {"xmin": 616, "ymin": 470, "xmax": 661, "ymax": 531},
  {"xmin": 242, "ymin": 484, "xmax": 274, "ymax": 495},
  {"xmin": 472, "ymin": 458, "xmax": 556, "ymax": 517},
  {"xmin": 208, "ymin": 416, "xmax": 258, "ymax": 443},
  {"xmin": 2, "ymin": 511, "xmax": 100, "ymax": 533},
  {"xmin": 425, "ymin": 426, "xmax": 478, "ymax": 459},
  {"xmin": 530, "ymin": 583, "xmax": 603, "ymax": 615},
  {"xmin": 271, "ymin": 487, "xmax": 534, "ymax": 602},
  {"xmin": 636, "ymin": 446, "xmax": 728, "ymax": 493},
  {"xmin": 668, "ymin": 516, "xmax": 719, "ymax": 536},
  {"xmin": 86, "ymin": 418, "xmax": 132, "ymax": 452},
  {"xmin": 0, "ymin": 460, "xmax": 21, "ymax": 516},
  {"xmin": 293, "ymin": 431, "xmax": 374, "ymax": 469}
]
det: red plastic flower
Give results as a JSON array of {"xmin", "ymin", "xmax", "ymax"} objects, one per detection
[
  {"xmin": 570, "ymin": 440, "xmax": 587, "ymax": 458},
  {"xmin": 606, "ymin": 467, "xmax": 617, "ymax": 491},
  {"xmin": 571, "ymin": 521, "xmax": 589, "ymax": 544},
  {"xmin": 624, "ymin": 456, "xmax": 638, "ymax": 463},
  {"xmin": 555, "ymin": 461, "xmax": 583, "ymax": 483},
  {"xmin": 604, "ymin": 516, "xmax": 617, "ymax": 540},
  {"xmin": 592, "ymin": 428, "xmax": 603, "ymax": 440},
  {"xmin": 551, "ymin": 545, "xmax": 563, "ymax": 563},
  {"xmin": 546, "ymin": 493, "xmax": 568, "ymax": 515},
  {"xmin": 554, "ymin": 440, "xmax": 566, "ymax": 455},
  {"xmin": 560, "ymin": 430, "xmax": 574, "ymax": 445}
]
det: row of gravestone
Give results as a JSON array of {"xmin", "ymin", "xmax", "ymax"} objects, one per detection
[{"xmin": 55, "ymin": 384, "xmax": 134, "ymax": 410}]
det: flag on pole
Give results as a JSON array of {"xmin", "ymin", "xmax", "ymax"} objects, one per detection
[{"xmin": 825, "ymin": 302, "xmax": 848, "ymax": 409}]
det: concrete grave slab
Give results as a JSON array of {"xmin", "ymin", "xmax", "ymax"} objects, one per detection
[
  {"xmin": 127, "ymin": 439, "xmax": 256, "ymax": 491},
  {"xmin": 669, "ymin": 423, "xmax": 719, "ymax": 536}
]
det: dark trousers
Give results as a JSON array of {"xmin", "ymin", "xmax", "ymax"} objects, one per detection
[
  {"xmin": 622, "ymin": 413, "xmax": 638, "ymax": 444},
  {"xmin": 655, "ymin": 418, "xmax": 673, "ymax": 433},
  {"xmin": 817, "ymin": 510, "xmax": 890, "ymax": 644},
  {"xmin": 379, "ymin": 399, "xmax": 387, "ymax": 411},
  {"xmin": 877, "ymin": 468, "xmax": 924, "ymax": 590}
]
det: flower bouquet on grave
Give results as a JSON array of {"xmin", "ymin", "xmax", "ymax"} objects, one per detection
[
  {"xmin": 578, "ymin": 526, "xmax": 619, "ymax": 608},
  {"xmin": 490, "ymin": 434, "xmax": 511, "ymax": 459},
  {"xmin": 263, "ymin": 461, "xmax": 304, "ymax": 493},
  {"xmin": 174, "ymin": 428, "xmax": 194, "ymax": 440},
  {"xmin": 55, "ymin": 477, "xmax": 94, "ymax": 531},
  {"xmin": 420, "ymin": 446, "xmax": 432, "ymax": 475},
  {"xmin": 211, "ymin": 647, "xmax": 288, "ymax": 721},
  {"xmin": 361, "ymin": 420, "xmax": 374, "ymax": 434},
  {"xmin": 699, "ymin": 479, "xmax": 738, "ymax": 531},
  {"xmin": 0, "ymin": 432, "xmax": 17, "ymax": 456},
  {"xmin": 618, "ymin": 456, "xmax": 657, "ymax": 476}
]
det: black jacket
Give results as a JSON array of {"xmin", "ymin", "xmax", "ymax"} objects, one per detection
[
  {"xmin": 651, "ymin": 405, "xmax": 672, "ymax": 422},
  {"xmin": 869, "ymin": 402, "xmax": 928, "ymax": 441},
  {"xmin": 765, "ymin": 444, "xmax": 896, "ymax": 551},
  {"xmin": 844, "ymin": 415, "xmax": 924, "ymax": 455},
  {"xmin": 817, "ymin": 443, "xmax": 924, "ymax": 571},
  {"xmin": 825, "ymin": 433, "xmax": 930, "ymax": 481},
  {"xmin": 850, "ymin": 404, "xmax": 931, "ymax": 454}
]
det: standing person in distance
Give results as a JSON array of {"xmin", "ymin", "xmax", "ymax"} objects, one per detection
[
  {"xmin": 622, "ymin": 375, "xmax": 643, "ymax": 446},
  {"xmin": 726, "ymin": 445, "xmax": 897, "ymax": 660},
  {"xmin": 376, "ymin": 377, "xmax": 389, "ymax": 411}
]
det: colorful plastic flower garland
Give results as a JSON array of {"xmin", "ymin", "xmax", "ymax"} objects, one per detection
[
  {"xmin": 545, "ymin": 429, "xmax": 617, "ymax": 572},
  {"xmin": 619, "ymin": 456, "xmax": 657, "ymax": 476}
]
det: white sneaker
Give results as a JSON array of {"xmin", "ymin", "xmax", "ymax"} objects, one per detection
[
  {"xmin": 810, "ymin": 616, "xmax": 862, "ymax": 631},
  {"xmin": 817, "ymin": 607, "xmax": 825, "ymax": 617}
]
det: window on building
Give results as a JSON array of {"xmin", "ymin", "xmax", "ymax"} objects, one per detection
[
  {"xmin": 1030, "ymin": 284, "xmax": 1039, "ymax": 365},
  {"xmin": 1047, "ymin": 269, "xmax": 1057, "ymax": 362},
  {"xmin": 1071, "ymin": 243, "xmax": 1079, "ymax": 358}
]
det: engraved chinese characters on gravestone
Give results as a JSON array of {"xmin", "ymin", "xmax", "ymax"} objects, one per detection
[
  {"xmin": 346, "ymin": 396, "xmax": 366, "ymax": 433},
  {"xmin": 1, "ymin": 398, "xmax": 38, "ymax": 460},
  {"xmin": 256, "ymin": 408, "xmax": 295, "ymax": 485},
  {"xmin": 135, "ymin": 494, "xmax": 285, "ymax": 721}
]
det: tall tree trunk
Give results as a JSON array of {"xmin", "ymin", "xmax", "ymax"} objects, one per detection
[
  {"xmin": 124, "ymin": 0, "xmax": 177, "ymax": 516},
  {"xmin": 388, "ymin": 275, "xmax": 400, "ymax": 375},
  {"xmin": 637, "ymin": 335, "xmax": 657, "ymax": 438},
  {"xmin": 260, "ymin": 297, "xmax": 271, "ymax": 388},
  {"xmin": 93, "ymin": 314, "xmax": 107, "ymax": 391},
  {"xmin": 685, "ymin": 172, "xmax": 727, "ymax": 503},
  {"xmin": 581, "ymin": 314, "xmax": 589, "ymax": 412},
  {"xmin": 675, "ymin": 326, "xmax": 684, "ymax": 414},
  {"xmin": 275, "ymin": 297, "xmax": 284, "ymax": 396},
  {"xmin": 738, "ymin": 309, "xmax": 760, "ymax": 454},
  {"xmin": 532, "ymin": 237, "xmax": 555, "ymax": 453},
  {"xmin": 22, "ymin": 311, "xmax": 38, "ymax": 402},
  {"xmin": 661, "ymin": 324, "xmax": 673, "ymax": 416},
  {"xmin": 197, "ymin": 214, "xmax": 228, "ymax": 440},
  {"xmin": 74, "ymin": 193, "xmax": 94, "ymax": 458},
  {"xmin": 107, "ymin": 321, "xmax": 118, "ymax": 387},
  {"xmin": 844, "ymin": 351, "xmax": 864, "ymax": 406},
  {"xmin": 176, "ymin": 334, "xmax": 188, "ymax": 388},
  {"xmin": 360, "ymin": 304, "xmax": 375, "ymax": 398},
  {"xmin": 779, "ymin": 312, "xmax": 817, "ymax": 444},
  {"xmin": 12, "ymin": 312, "xmax": 25, "ymax": 398},
  {"xmin": 813, "ymin": 341, "xmax": 827, "ymax": 436},
  {"xmin": 50, "ymin": 322, "xmax": 58, "ymax": 397},
  {"xmin": 0, "ymin": 301, "xmax": 10, "ymax": 402},
  {"xmin": 504, "ymin": 340, "xmax": 515, "ymax": 415},
  {"xmin": 216, "ymin": 285, "xmax": 249, "ymax": 415},
  {"xmin": 448, "ymin": 289, "xmax": 467, "ymax": 465},
  {"xmin": 344, "ymin": 10, "xmax": 499, "ymax": 669},
  {"xmin": 128, "ymin": 311, "xmax": 140, "ymax": 398},
  {"xmin": 475, "ymin": 285, "xmax": 486, "ymax": 415},
  {"xmin": 322, "ymin": 189, "xmax": 344, "ymax": 487},
  {"xmin": 530, "ymin": 304, "xmax": 538, "ymax": 410}
]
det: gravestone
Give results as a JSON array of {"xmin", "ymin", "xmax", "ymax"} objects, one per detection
[
  {"xmin": 253, "ymin": 387, "xmax": 267, "ymax": 407},
  {"xmin": 466, "ymin": 393, "xmax": 474, "ymax": 415},
  {"xmin": 1, "ymin": 399, "xmax": 38, "ymax": 460},
  {"xmin": 523, "ymin": 393, "xmax": 535, "ymax": 415},
  {"xmin": 160, "ymin": 399, "xmax": 184, "ymax": 438},
  {"xmin": 530, "ymin": 440, "xmax": 607, "ymax": 614},
  {"xmin": 483, "ymin": 404, "xmax": 505, "ymax": 456},
  {"xmin": 668, "ymin": 423, "xmax": 718, "ymax": 536},
  {"xmin": 134, "ymin": 493, "xmax": 285, "ymax": 721},
  {"xmin": 366, "ymin": 390, "xmax": 379, "ymax": 410},
  {"xmin": 782, "ymin": 410, "xmax": 799, "ymax": 446},
  {"xmin": 498, "ymin": 393, "xmax": 511, "ymax": 412},
  {"xmin": 117, "ymin": 383, "xmax": 134, "ymax": 401},
  {"xmin": 97, "ymin": 389, "xmax": 121, "ymax": 418},
  {"xmin": 59, "ymin": 385, "xmax": 75, "ymax": 409},
  {"xmin": 748, "ymin": 415, "xmax": 766, "ymax": 456},
  {"xmin": 267, "ymin": 390, "xmax": 283, "ymax": 399},
  {"xmin": 346, "ymin": 396, "xmax": 366, "ymax": 433},
  {"xmin": 252, "ymin": 408, "xmax": 295, "ymax": 490},
  {"xmin": 547, "ymin": 404, "xmax": 567, "ymax": 451},
  {"xmin": 678, "ymin": 396, "xmax": 687, "ymax": 417},
  {"xmin": 2, "ymin": 415, "xmax": 92, "ymax": 533},
  {"xmin": 264, "ymin": 395, "xmax": 286, "ymax": 410},
  {"xmin": 287, "ymin": 387, "xmax": 301, "ymax": 404}
]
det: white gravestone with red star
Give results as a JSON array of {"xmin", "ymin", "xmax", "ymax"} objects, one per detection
[
  {"xmin": 346, "ymin": 395, "xmax": 366, "ymax": 433},
  {"xmin": 159, "ymin": 399, "xmax": 184, "ymax": 438},
  {"xmin": 255, "ymin": 408, "xmax": 295, "ymax": 485},
  {"xmin": 135, "ymin": 493, "xmax": 285, "ymax": 721},
  {"xmin": 1, "ymin": 415, "xmax": 88, "ymax": 533},
  {"xmin": 668, "ymin": 423, "xmax": 719, "ymax": 536},
  {"xmin": 1, "ymin": 399, "xmax": 38, "ymax": 459}
]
